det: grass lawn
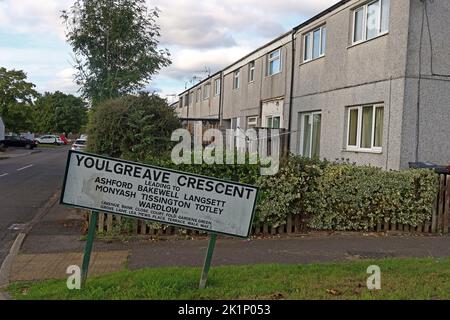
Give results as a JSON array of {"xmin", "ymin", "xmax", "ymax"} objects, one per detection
[{"xmin": 8, "ymin": 257, "xmax": 450, "ymax": 300}]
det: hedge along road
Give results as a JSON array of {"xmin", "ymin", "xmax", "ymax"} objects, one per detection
[{"xmin": 62, "ymin": 151, "xmax": 259, "ymax": 238}]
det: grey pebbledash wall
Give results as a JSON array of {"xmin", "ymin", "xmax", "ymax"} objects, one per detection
[{"xmin": 178, "ymin": 0, "xmax": 450, "ymax": 170}]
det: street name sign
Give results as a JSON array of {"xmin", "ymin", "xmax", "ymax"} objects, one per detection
[{"xmin": 61, "ymin": 150, "xmax": 259, "ymax": 238}]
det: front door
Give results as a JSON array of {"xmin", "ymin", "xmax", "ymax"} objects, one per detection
[{"xmin": 299, "ymin": 112, "xmax": 322, "ymax": 158}]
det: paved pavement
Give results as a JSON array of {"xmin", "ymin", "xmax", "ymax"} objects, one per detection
[
  {"xmin": 10, "ymin": 251, "xmax": 128, "ymax": 281},
  {"xmin": 0, "ymin": 146, "xmax": 69, "ymax": 267},
  {"xmin": 6, "ymin": 198, "xmax": 450, "ymax": 283}
]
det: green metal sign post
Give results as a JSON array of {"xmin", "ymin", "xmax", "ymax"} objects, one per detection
[
  {"xmin": 199, "ymin": 233, "xmax": 218, "ymax": 289},
  {"xmin": 81, "ymin": 210, "xmax": 99, "ymax": 288}
]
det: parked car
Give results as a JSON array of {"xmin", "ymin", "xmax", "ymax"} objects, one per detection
[
  {"xmin": 0, "ymin": 135, "xmax": 37, "ymax": 149},
  {"xmin": 35, "ymin": 135, "xmax": 64, "ymax": 145},
  {"xmin": 71, "ymin": 139, "xmax": 87, "ymax": 151}
]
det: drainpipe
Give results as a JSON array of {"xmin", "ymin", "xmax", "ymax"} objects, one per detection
[
  {"xmin": 218, "ymin": 71, "xmax": 224, "ymax": 129},
  {"xmin": 286, "ymin": 29, "xmax": 297, "ymax": 153}
]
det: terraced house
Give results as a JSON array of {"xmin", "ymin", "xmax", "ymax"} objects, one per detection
[{"xmin": 177, "ymin": 0, "xmax": 450, "ymax": 170}]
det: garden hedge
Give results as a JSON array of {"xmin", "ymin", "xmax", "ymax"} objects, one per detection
[{"xmin": 142, "ymin": 155, "xmax": 438, "ymax": 232}]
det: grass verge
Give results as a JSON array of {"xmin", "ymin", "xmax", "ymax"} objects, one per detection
[{"xmin": 8, "ymin": 257, "xmax": 450, "ymax": 300}]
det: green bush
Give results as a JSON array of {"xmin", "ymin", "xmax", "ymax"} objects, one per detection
[
  {"xmin": 87, "ymin": 93, "xmax": 180, "ymax": 160},
  {"xmin": 141, "ymin": 154, "xmax": 438, "ymax": 232},
  {"xmin": 255, "ymin": 156, "xmax": 327, "ymax": 227},
  {"xmin": 305, "ymin": 164, "xmax": 438, "ymax": 231}
]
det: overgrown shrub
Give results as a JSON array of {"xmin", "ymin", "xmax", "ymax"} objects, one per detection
[
  {"xmin": 87, "ymin": 93, "xmax": 180, "ymax": 160},
  {"xmin": 255, "ymin": 156, "xmax": 327, "ymax": 227},
  {"xmin": 142, "ymin": 154, "xmax": 438, "ymax": 231},
  {"xmin": 305, "ymin": 164, "xmax": 438, "ymax": 231}
]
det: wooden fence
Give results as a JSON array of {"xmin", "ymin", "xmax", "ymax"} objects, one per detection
[{"xmin": 93, "ymin": 174, "xmax": 450, "ymax": 236}]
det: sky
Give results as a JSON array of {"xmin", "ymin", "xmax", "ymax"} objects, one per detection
[{"xmin": 0, "ymin": 0, "xmax": 339, "ymax": 104}]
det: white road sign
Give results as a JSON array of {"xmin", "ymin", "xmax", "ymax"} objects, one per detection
[{"xmin": 61, "ymin": 151, "xmax": 259, "ymax": 238}]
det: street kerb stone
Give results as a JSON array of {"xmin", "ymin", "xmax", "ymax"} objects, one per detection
[{"xmin": 10, "ymin": 251, "xmax": 129, "ymax": 282}]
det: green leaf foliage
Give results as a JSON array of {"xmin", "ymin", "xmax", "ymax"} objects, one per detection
[
  {"xmin": 0, "ymin": 67, "xmax": 38, "ymax": 133},
  {"xmin": 33, "ymin": 91, "xmax": 88, "ymax": 134},
  {"xmin": 62, "ymin": 0, "xmax": 171, "ymax": 105},
  {"xmin": 87, "ymin": 93, "xmax": 181, "ymax": 160},
  {"xmin": 305, "ymin": 164, "xmax": 439, "ymax": 231},
  {"xmin": 143, "ymin": 154, "xmax": 438, "ymax": 231}
]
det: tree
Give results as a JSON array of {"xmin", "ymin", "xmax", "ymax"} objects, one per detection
[
  {"xmin": 87, "ymin": 93, "xmax": 180, "ymax": 160},
  {"xmin": 34, "ymin": 91, "xmax": 88, "ymax": 134},
  {"xmin": 0, "ymin": 67, "xmax": 38, "ymax": 133},
  {"xmin": 62, "ymin": 0, "xmax": 171, "ymax": 105}
]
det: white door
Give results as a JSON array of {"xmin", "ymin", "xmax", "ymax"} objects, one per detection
[{"xmin": 298, "ymin": 112, "xmax": 322, "ymax": 158}]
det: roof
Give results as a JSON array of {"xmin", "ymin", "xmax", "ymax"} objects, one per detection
[
  {"xmin": 179, "ymin": 0, "xmax": 352, "ymax": 96},
  {"xmin": 179, "ymin": 70, "xmax": 222, "ymax": 96},
  {"xmin": 293, "ymin": 0, "xmax": 351, "ymax": 32}
]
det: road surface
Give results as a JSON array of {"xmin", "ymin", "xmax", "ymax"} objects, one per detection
[{"xmin": 0, "ymin": 147, "xmax": 69, "ymax": 266}]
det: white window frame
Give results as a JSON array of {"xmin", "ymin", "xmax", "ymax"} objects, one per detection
[
  {"xmin": 247, "ymin": 116, "xmax": 258, "ymax": 129},
  {"xmin": 203, "ymin": 83, "xmax": 211, "ymax": 100},
  {"xmin": 346, "ymin": 104, "xmax": 384, "ymax": 152},
  {"xmin": 265, "ymin": 115, "xmax": 281, "ymax": 129},
  {"xmin": 214, "ymin": 78, "xmax": 221, "ymax": 96},
  {"xmin": 267, "ymin": 48, "xmax": 282, "ymax": 76},
  {"xmin": 352, "ymin": 0, "xmax": 389, "ymax": 45},
  {"xmin": 303, "ymin": 25, "xmax": 326, "ymax": 62},
  {"xmin": 233, "ymin": 70, "xmax": 240, "ymax": 89},
  {"xmin": 248, "ymin": 61, "xmax": 255, "ymax": 83},
  {"xmin": 299, "ymin": 111, "xmax": 322, "ymax": 157}
]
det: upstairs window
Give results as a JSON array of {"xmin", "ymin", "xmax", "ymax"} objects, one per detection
[
  {"xmin": 352, "ymin": 0, "xmax": 390, "ymax": 44},
  {"xmin": 267, "ymin": 49, "xmax": 281, "ymax": 76},
  {"xmin": 196, "ymin": 88, "xmax": 201, "ymax": 102},
  {"xmin": 184, "ymin": 95, "xmax": 188, "ymax": 107},
  {"xmin": 203, "ymin": 83, "xmax": 211, "ymax": 100},
  {"xmin": 248, "ymin": 61, "xmax": 255, "ymax": 82},
  {"xmin": 233, "ymin": 70, "xmax": 240, "ymax": 89},
  {"xmin": 214, "ymin": 78, "xmax": 221, "ymax": 96},
  {"xmin": 304, "ymin": 25, "xmax": 326, "ymax": 62}
]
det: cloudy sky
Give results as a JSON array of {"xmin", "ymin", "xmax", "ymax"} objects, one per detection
[{"xmin": 0, "ymin": 0, "xmax": 339, "ymax": 103}]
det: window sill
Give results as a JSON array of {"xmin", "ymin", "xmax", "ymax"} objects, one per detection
[
  {"xmin": 300, "ymin": 55, "xmax": 325, "ymax": 66},
  {"xmin": 266, "ymin": 71, "xmax": 282, "ymax": 78},
  {"xmin": 343, "ymin": 148, "xmax": 383, "ymax": 155},
  {"xmin": 348, "ymin": 32, "xmax": 389, "ymax": 49}
]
